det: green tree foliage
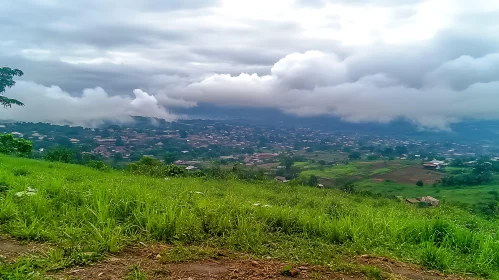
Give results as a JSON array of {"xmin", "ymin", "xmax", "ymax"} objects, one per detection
[
  {"xmin": 367, "ymin": 155, "xmax": 379, "ymax": 161},
  {"xmin": 0, "ymin": 134, "xmax": 32, "ymax": 157},
  {"xmin": 382, "ymin": 147, "xmax": 393, "ymax": 156},
  {"xmin": 127, "ymin": 156, "xmax": 186, "ymax": 178},
  {"xmin": 348, "ymin": 151, "xmax": 361, "ymax": 160},
  {"xmin": 0, "ymin": 67, "xmax": 24, "ymax": 108},
  {"xmin": 55, "ymin": 136, "xmax": 73, "ymax": 148},
  {"xmin": 87, "ymin": 160, "xmax": 111, "ymax": 171},
  {"xmin": 308, "ymin": 174, "xmax": 319, "ymax": 187},
  {"xmin": 280, "ymin": 156, "xmax": 295, "ymax": 170},
  {"xmin": 115, "ymin": 136, "xmax": 124, "ymax": 146},
  {"xmin": 416, "ymin": 180, "xmax": 424, "ymax": 187},
  {"xmin": 45, "ymin": 147, "xmax": 74, "ymax": 163},
  {"xmin": 163, "ymin": 152, "xmax": 177, "ymax": 164},
  {"xmin": 395, "ymin": 145, "xmax": 408, "ymax": 156},
  {"xmin": 441, "ymin": 160, "xmax": 493, "ymax": 186},
  {"xmin": 179, "ymin": 130, "xmax": 188, "ymax": 138}
]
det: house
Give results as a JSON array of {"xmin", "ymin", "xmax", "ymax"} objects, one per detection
[
  {"xmin": 274, "ymin": 176, "xmax": 288, "ymax": 183},
  {"xmin": 185, "ymin": 166, "xmax": 197, "ymax": 171},
  {"xmin": 423, "ymin": 159, "xmax": 447, "ymax": 170},
  {"xmin": 70, "ymin": 138, "xmax": 80, "ymax": 144},
  {"xmin": 423, "ymin": 163, "xmax": 439, "ymax": 170}
]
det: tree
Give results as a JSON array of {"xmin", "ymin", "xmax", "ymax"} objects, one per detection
[
  {"xmin": 0, "ymin": 134, "xmax": 32, "ymax": 157},
  {"xmin": 45, "ymin": 147, "xmax": 74, "ymax": 163},
  {"xmin": 113, "ymin": 152, "xmax": 123, "ymax": 163},
  {"xmin": 115, "ymin": 136, "xmax": 124, "ymax": 146},
  {"xmin": 0, "ymin": 67, "xmax": 24, "ymax": 108},
  {"xmin": 280, "ymin": 156, "xmax": 295, "ymax": 170},
  {"xmin": 416, "ymin": 180, "xmax": 424, "ymax": 187},
  {"xmin": 395, "ymin": 146, "xmax": 408, "ymax": 156},
  {"xmin": 308, "ymin": 174, "xmax": 319, "ymax": 187},
  {"xmin": 163, "ymin": 152, "xmax": 177, "ymax": 164},
  {"xmin": 179, "ymin": 130, "xmax": 188, "ymax": 138},
  {"xmin": 348, "ymin": 151, "xmax": 361, "ymax": 160}
]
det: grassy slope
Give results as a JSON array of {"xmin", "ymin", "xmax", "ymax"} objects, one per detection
[
  {"xmin": 297, "ymin": 160, "xmax": 410, "ymax": 180},
  {"xmin": 1, "ymin": 155, "xmax": 499, "ymax": 278},
  {"xmin": 355, "ymin": 180, "xmax": 498, "ymax": 207},
  {"xmin": 299, "ymin": 161, "xmax": 497, "ymax": 210}
]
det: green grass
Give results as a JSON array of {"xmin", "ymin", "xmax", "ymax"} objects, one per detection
[
  {"xmin": 300, "ymin": 164, "xmax": 363, "ymax": 180},
  {"xmin": 298, "ymin": 160, "xmax": 411, "ymax": 181},
  {"xmin": 1, "ymin": 155, "xmax": 499, "ymax": 278},
  {"xmin": 369, "ymin": 168, "xmax": 392, "ymax": 176},
  {"xmin": 355, "ymin": 179, "xmax": 499, "ymax": 209}
]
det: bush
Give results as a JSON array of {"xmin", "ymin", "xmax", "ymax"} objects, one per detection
[
  {"xmin": 87, "ymin": 160, "xmax": 111, "ymax": 171},
  {"xmin": 0, "ymin": 134, "xmax": 32, "ymax": 157},
  {"xmin": 127, "ymin": 156, "xmax": 186, "ymax": 178},
  {"xmin": 12, "ymin": 168, "xmax": 30, "ymax": 176},
  {"xmin": 416, "ymin": 180, "xmax": 424, "ymax": 187},
  {"xmin": 45, "ymin": 147, "xmax": 74, "ymax": 163}
]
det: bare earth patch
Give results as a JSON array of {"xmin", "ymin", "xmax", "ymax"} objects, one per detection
[
  {"xmin": 375, "ymin": 166, "xmax": 444, "ymax": 184},
  {"xmin": 356, "ymin": 255, "xmax": 471, "ymax": 280},
  {"xmin": 0, "ymin": 235, "xmax": 45, "ymax": 262},
  {"xmin": 51, "ymin": 245, "xmax": 473, "ymax": 280}
]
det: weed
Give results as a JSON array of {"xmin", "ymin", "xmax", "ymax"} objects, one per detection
[
  {"xmin": 12, "ymin": 168, "xmax": 30, "ymax": 176},
  {"xmin": 419, "ymin": 242, "xmax": 450, "ymax": 271},
  {"xmin": 0, "ymin": 155, "xmax": 498, "ymax": 278},
  {"xmin": 161, "ymin": 245, "xmax": 222, "ymax": 263},
  {"xmin": 126, "ymin": 265, "xmax": 147, "ymax": 280}
]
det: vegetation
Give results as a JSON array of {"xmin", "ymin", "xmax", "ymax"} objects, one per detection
[
  {"xmin": 126, "ymin": 156, "xmax": 186, "ymax": 178},
  {"xmin": 0, "ymin": 134, "xmax": 32, "ymax": 157},
  {"xmin": 441, "ymin": 160, "xmax": 493, "ymax": 186},
  {"xmin": 1, "ymin": 155, "xmax": 499, "ymax": 278},
  {"xmin": 0, "ymin": 67, "xmax": 24, "ymax": 108}
]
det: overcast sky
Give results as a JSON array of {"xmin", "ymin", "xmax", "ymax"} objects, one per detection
[{"xmin": 1, "ymin": 0, "xmax": 499, "ymax": 129}]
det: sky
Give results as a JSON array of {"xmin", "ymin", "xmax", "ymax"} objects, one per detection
[{"xmin": 1, "ymin": 0, "xmax": 499, "ymax": 129}]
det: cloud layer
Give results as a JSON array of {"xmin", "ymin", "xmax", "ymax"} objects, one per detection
[
  {"xmin": 2, "ymin": 0, "xmax": 499, "ymax": 129},
  {"xmin": 3, "ymin": 82, "xmax": 177, "ymax": 126},
  {"xmin": 172, "ymin": 51, "xmax": 499, "ymax": 130}
]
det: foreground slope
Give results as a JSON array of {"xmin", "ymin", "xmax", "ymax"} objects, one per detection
[{"xmin": 0, "ymin": 155, "xmax": 498, "ymax": 278}]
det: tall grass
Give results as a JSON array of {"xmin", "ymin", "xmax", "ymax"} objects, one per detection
[{"xmin": 0, "ymin": 155, "xmax": 499, "ymax": 278}]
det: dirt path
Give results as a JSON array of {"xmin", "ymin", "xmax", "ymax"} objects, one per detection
[
  {"xmin": 48, "ymin": 245, "xmax": 472, "ymax": 280},
  {"xmin": 0, "ymin": 235, "xmax": 45, "ymax": 262}
]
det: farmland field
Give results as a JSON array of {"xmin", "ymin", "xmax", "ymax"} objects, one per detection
[
  {"xmin": 2, "ymin": 155, "xmax": 499, "ymax": 278},
  {"xmin": 373, "ymin": 166, "xmax": 444, "ymax": 184}
]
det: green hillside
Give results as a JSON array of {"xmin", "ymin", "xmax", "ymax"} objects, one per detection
[{"xmin": 1, "ymin": 155, "xmax": 499, "ymax": 278}]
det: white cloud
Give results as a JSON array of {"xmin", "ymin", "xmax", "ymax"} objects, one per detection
[
  {"xmin": 0, "ymin": 82, "xmax": 177, "ymax": 126},
  {"xmin": 171, "ymin": 50, "xmax": 499, "ymax": 130}
]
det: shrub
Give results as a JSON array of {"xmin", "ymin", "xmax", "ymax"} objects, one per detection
[
  {"xmin": 416, "ymin": 180, "xmax": 424, "ymax": 187},
  {"xmin": 87, "ymin": 160, "xmax": 111, "ymax": 171},
  {"xmin": 419, "ymin": 242, "xmax": 450, "ymax": 271},
  {"xmin": 45, "ymin": 147, "xmax": 74, "ymax": 163},
  {"xmin": 12, "ymin": 168, "xmax": 30, "ymax": 176},
  {"xmin": 127, "ymin": 156, "xmax": 186, "ymax": 178},
  {"xmin": 0, "ymin": 134, "xmax": 32, "ymax": 157}
]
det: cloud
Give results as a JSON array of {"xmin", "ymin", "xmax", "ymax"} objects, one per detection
[
  {"xmin": 2, "ymin": 0, "xmax": 499, "ymax": 129},
  {"xmin": 0, "ymin": 82, "xmax": 177, "ymax": 126},
  {"xmin": 171, "ymin": 50, "xmax": 499, "ymax": 130}
]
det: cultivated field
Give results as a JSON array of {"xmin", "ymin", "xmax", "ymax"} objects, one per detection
[{"xmin": 373, "ymin": 166, "xmax": 444, "ymax": 184}]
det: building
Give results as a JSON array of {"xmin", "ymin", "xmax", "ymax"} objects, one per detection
[
  {"xmin": 274, "ymin": 176, "xmax": 288, "ymax": 183},
  {"xmin": 423, "ymin": 159, "xmax": 447, "ymax": 170}
]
